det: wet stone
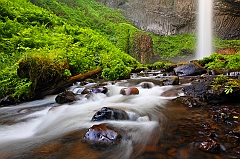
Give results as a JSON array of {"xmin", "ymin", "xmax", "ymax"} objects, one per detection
[
  {"xmin": 91, "ymin": 107, "xmax": 129, "ymax": 121},
  {"xmin": 55, "ymin": 91, "xmax": 76, "ymax": 104},
  {"xmin": 82, "ymin": 124, "xmax": 122, "ymax": 147},
  {"xmin": 198, "ymin": 138, "xmax": 221, "ymax": 154}
]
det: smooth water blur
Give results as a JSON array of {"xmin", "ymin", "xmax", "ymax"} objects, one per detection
[
  {"xmin": 1, "ymin": 78, "xmax": 238, "ymax": 159},
  {"xmin": 195, "ymin": 0, "xmax": 213, "ymax": 60},
  {"xmin": 0, "ymin": 81, "xmax": 177, "ymax": 159}
]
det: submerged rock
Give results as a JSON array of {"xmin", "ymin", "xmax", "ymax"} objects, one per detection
[
  {"xmin": 198, "ymin": 138, "xmax": 221, "ymax": 154},
  {"xmin": 55, "ymin": 91, "xmax": 76, "ymax": 104},
  {"xmin": 91, "ymin": 107, "xmax": 129, "ymax": 121},
  {"xmin": 173, "ymin": 96, "xmax": 205, "ymax": 107},
  {"xmin": 139, "ymin": 82, "xmax": 154, "ymax": 89},
  {"xmin": 83, "ymin": 124, "xmax": 122, "ymax": 146}
]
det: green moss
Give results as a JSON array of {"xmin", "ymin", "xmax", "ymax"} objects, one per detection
[{"xmin": 199, "ymin": 52, "xmax": 240, "ymax": 70}]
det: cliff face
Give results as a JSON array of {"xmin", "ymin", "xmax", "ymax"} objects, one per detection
[{"xmin": 95, "ymin": 0, "xmax": 240, "ymax": 39}]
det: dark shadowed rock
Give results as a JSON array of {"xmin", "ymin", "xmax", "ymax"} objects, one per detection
[
  {"xmin": 182, "ymin": 78, "xmax": 213, "ymax": 100},
  {"xmin": 83, "ymin": 124, "xmax": 122, "ymax": 146},
  {"xmin": 0, "ymin": 95, "xmax": 17, "ymax": 106},
  {"xmin": 55, "ymin": 91, "xmax": 76, "ymax": 104},
  {"xmin": 182, "ymin": 76, "xmax": 240, "ymax": 104},
  {"xmin": 174, "ymin": 63, "xmax": 207, "ymax": 76},
  {"xmin": 91, "ymin": 107, "xmax": 129, "ymax": 121}
]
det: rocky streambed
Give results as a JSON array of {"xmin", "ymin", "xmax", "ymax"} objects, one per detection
[{"xmin": 1, "ymin": 65, "xmax": 240, "ymax": 159}]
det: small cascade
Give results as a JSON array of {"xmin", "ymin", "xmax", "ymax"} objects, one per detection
[{"xmin": 195, "ymin": 0, "xmax": 213, "ymax": 60}]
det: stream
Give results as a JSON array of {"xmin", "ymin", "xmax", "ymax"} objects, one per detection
[{"xmin": 0, "ymin": 76, "xmax": 240, "ymax": 159}]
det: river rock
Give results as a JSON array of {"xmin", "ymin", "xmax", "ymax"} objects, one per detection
[
  {"xmin": 120, "ymin": 87, "xmax": 139, "ymax": 95},
  {"xmin": 83, "ymin": 124, "xmax": 122, "ymax": 146},
  {"xmin": 182, "ymin": 77, "xmax": 213, "ymax": 100},
  {"xmin": 55, "ymin": 91, "xmax": 76, "ymax": 104},
  {"xmin": 174, "ymin": 63, "xmax": 207, "ymax": 76},
  {"xmin": 159, "ymin": 76, "xmax": 179, "ymax": 86},
  {"xmin": 139, "ymin": 82, "xmax": 154, "ymax": 89},
  {"xmin": 0, "ymin": 95, "xmax": 17, "ymax": 106},
  {"xmin": 198, "ymin": 138, "xmax": 221, "ymax": 154},
  {"xmin": 91, "ymin": 107, "xmax": 129, "ymax": 121},
  {"xmin": 173, "ymin": 96, "xmax": 205, "ymax": 107}
]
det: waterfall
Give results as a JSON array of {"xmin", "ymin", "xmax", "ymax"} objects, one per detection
[{"xmin": 195, "ymin": 0, "xmax": 213, "ymax": 60}]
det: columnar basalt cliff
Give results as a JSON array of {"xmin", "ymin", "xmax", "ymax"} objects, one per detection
[{"xmin": 95, "ymin": 0, "xmax": 240, "ymax": 39}]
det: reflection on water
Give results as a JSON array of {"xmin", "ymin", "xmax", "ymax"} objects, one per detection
[{"xmin": 0, "ymin": 79, "xmax": 239, "ymax": 159}]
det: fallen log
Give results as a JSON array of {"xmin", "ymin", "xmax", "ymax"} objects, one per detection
[{"xmin": 36, "ymin": 68, "xmax": 102, "ymax": 98}]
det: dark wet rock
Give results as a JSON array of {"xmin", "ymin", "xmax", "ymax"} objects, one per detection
[
  {"xmin": 205, "ymin": 86, "xmax": 240, "ymax": 104},
  {"xmin": 182, "ymin": 76, "xmax": 240, "ymax": 104},
  {"xmin": 198, "ymin": 138, "xmax": 221, "ymax": 154},
  {"xmin": 91, "ymin": 87, "xmax": 108, "ymax": 94},
  {"xmin": 173, "ymin": 96, "xmax": 205, "ymax": 107},
  {"xmin": 0, "ymin": 95, "xmax": 17, "ymax": 106},
  {"xmin": 120, "ymin": 87, "xmax": 139, "ymax": 95},
  {"xmin": 139, "ymin": 82, "xmax": 154, "ymax": 89},
  {"xmin": 77, "ymin": 87, "xmax": 108, "ymax": 94},
  {"xmin": 157, "ymin": 76, "xmax": 179, "ymax": 86},
  {"xmin": 91, "ymin": 107, "xmax": 129, "ymax": 121},
  {"xmin": 55, "ymin": 91, "xmax": 76, "ymax": 104},
  {"xmin": 182, "ymin": 78, "xmax": 213, "ymax": 100},
  {"xmin": 81, "ymin": 88, "xmax": 91, "ymax": 94},
  {"xmin": 83, "ymin": 124, "xmax": 122, "ymax": 146},
  {"xmin": 174, "ymin": 63, "xmax": 207, "ymax": 76}
]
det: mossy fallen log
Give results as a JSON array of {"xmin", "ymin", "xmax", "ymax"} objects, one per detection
[{"xmin": 36, "ymin": 68, "xmax": 102, "ymax": 98}]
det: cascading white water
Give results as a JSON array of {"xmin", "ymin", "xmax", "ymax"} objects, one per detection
[
  {"xmin": 195, "ymin": 0, "xmax": 213, "ymax": 60},
  {"xmin": 0, "ymin": 81, "xmax": 180, "ymax": 158}
]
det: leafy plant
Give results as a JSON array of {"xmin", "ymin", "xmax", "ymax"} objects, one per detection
[{"xmin": 211, "ymin": 75, "xmax": 240, "ymax": 94}]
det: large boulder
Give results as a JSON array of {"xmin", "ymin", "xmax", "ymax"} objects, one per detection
[
  {"xmin": 91, "ymin": 107, "xmax": 129, "ymax": 121},
  {"xmin": 174, "ymin": 63, "xmax": 207, "ymax": 76}
]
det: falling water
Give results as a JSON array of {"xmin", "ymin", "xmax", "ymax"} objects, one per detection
[{"xmin": 195, "ymin": 0, "xmax": 213, "ymax": 60}]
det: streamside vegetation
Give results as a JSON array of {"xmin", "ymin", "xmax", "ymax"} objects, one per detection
[
  {"xmin": 0, "ymin": 0, "xmax": 240, "ymax": 102},
  {"xmin": 0, "ymin": 0, "xmax": 142, "ymax": 100}
]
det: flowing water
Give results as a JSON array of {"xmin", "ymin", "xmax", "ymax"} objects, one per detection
[
  {"xmin": 195, "ymin": 0, "xmax": 213, "ymax": 60},
  {"xmin": 0, "ymin": 77, "xmax": 240, "ymax": 159}
]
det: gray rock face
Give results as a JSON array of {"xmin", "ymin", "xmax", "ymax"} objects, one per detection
[{"xmin": 95, "ymin": 0, "xmax": 240, "ymax": 39}]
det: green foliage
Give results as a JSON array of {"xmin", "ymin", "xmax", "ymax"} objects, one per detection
[
  {"xmin": 151, "ymin": 34, "xmax": 196, "ymax": 59},
  {"xmin": 211, "ymin": 75, "xmax": 240, "ymax": 95},
  {"xmin": 199, "ymin": 52, "xmax": 240, "ymax": 70},
  {"xmin": 0, "ymin": 0, "xmax": 239, "ymax": 101},
  {"xmin": 0, "ymin": 65, "xmax": 32, "ymax": 99},
  {"xmin": 214, "ymin": 38, "xmax": 240, "ymax": 51},
  {"xmin": 34, "ymin": 0, "xmax": 140, "ymax": 54},
  {"xmin": 152, "ymin": 61, "xmax": 172, "ymax": 69}
]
